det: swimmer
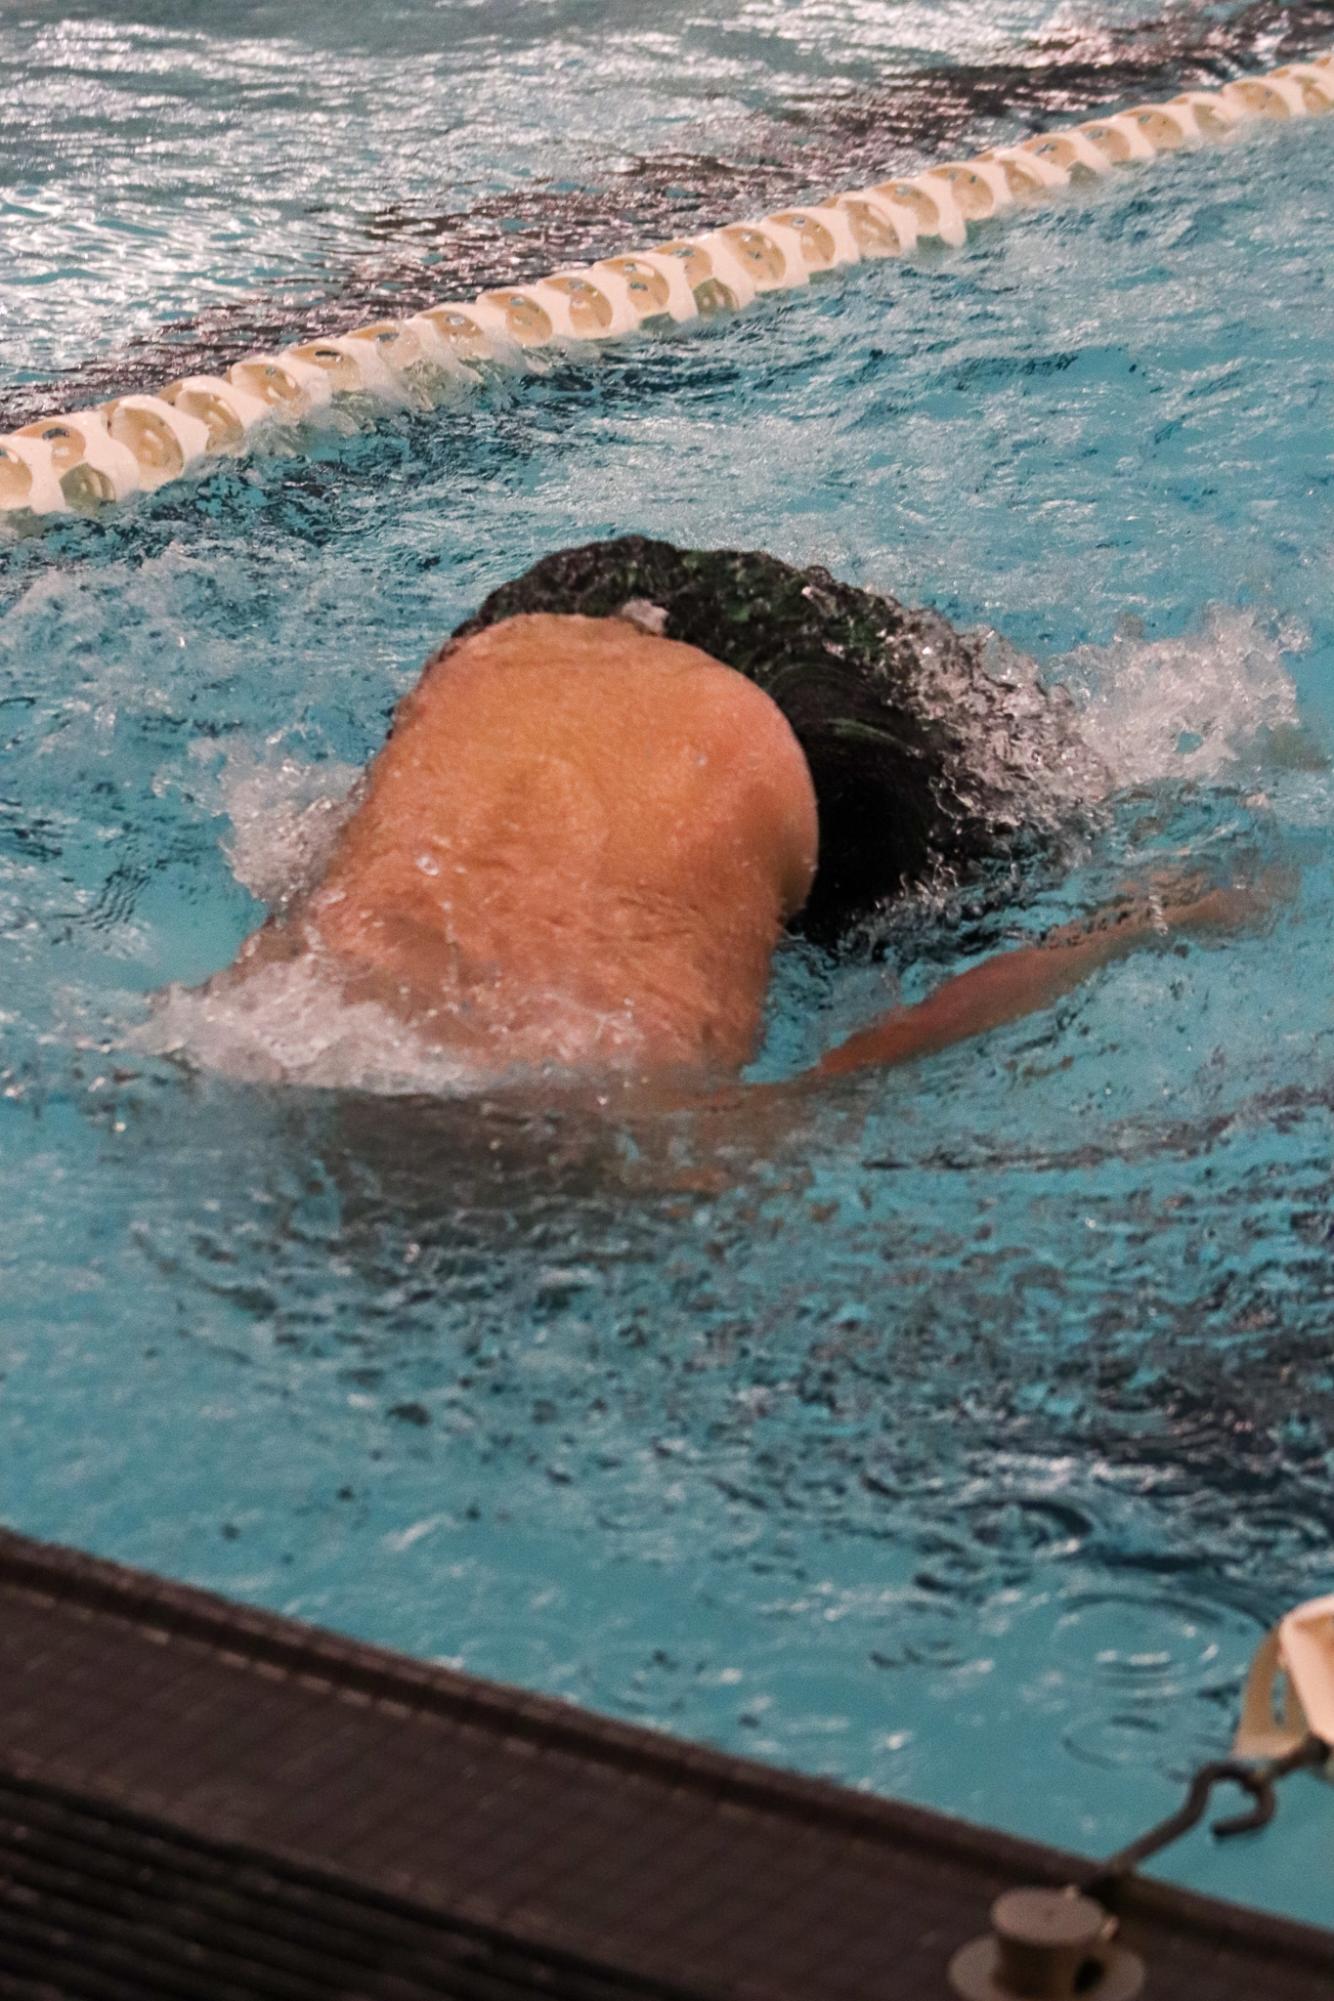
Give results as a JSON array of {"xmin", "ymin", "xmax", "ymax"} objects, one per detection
[{"xmin": 211, "ymin": 537, "xmax": 1265, "ymax": 1090}]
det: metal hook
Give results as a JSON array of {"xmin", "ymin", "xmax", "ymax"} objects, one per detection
[
  {"xmin": 1085, "ymin": 1750, "xmax": 1308, "ymax": 1902},
  {"xmin": 1196, "ymin": 1759, "xmax": 1277, "ymax": 1839},
  {"xmin": 959, "ymin": 1734, "xmax": 1327, "ymax": 1990}
]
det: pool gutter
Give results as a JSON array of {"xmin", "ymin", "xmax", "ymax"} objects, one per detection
[{"xmin": 0, "ymin": 1526, "xmax": 1330, "ymax": 1999}]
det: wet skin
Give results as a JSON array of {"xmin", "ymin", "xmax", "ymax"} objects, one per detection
[
  {"xmin": 220, "ymin": 612, "xmax": 1267, "ymax": 1092},
  {"xmin": 225, "ymin": 614, "xmax": 818, "ymax": 1081}
]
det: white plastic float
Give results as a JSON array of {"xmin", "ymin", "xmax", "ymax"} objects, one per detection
[
  {"xmin": 930, "ymin": 159, "xmax": 1015, "ymax": 219},
  {"xmin": 286, "ymin": 334, "xmax": 408, "ymax": 402},
  {"xmin": 161, "ymin": 375, "xmax": 272, "ymax": 450},
  {"xmin": 3, "ymin": 47, "xmax": 1331, "ymax": 518},
  {"xmin": 343, "ymin": 321, "xmax": 458, "ymax": 398},
  {"xmin": 985, "ymin": 143, "xmax": 1068, "ymax": 192},
  {"xmin": 686, "ymin": 231, "xmax": 761, "ymax": 310},
  {"xmin": 102, "ymin": 394, "xmax": 211, "ymax": 490},
  {"xmin": 1078, "ymin": 114, "xmax": 1157, "ymax": 164},
  {"xmin": 15, "ymin": 409, "xmax": 142, "ymax": 509},
  {"xmin": 226, "ymin": 352, "xmax": 334, "ymax": 416},
  {"xmin": 1120, "ymin": 101, "xmax": 1199, "ymax": 149},
  {"xmin": 732, "ymin": 217, "xmax": 811, "ymax": 289},
  {"xmin": 871, "ymin": 175, "xmax": 968, "ymax": 246},
  {"xmin": 595, "ymin": 251, "xmax": 699, "ymax": 322},
  {"xmin": 1223, "ymin": 72, "xmax": 1309, "ymax": 119},
  {"xmin": 403, "ymin": 306, "xmax": 511, "ymax": 367},
  {"xmin": 1021, "ymin": 126, "xmax": 1114, "ymax": 178},
  {"xmin": 833, "ymin": 187, "xmax": 920, "ymax": 253},
  {"xmin": 1276, "ymin": 63, "xmax": 1334, "ymax": 112},
  {"xmin": 766, "ymin": 205, "xmax": 863, "ymax": 271},
  {"xmin": 0, "ymin": 433, "xmax": 65, "ymax": 515},
  {"xmin": 1169, "ymin": 89, "xmax": 1247, "ymax": 137}
]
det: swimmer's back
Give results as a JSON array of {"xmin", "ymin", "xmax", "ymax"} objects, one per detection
[{"xmin": 301, "ymin": 615, "xmax": 818, "ymax": 1072}]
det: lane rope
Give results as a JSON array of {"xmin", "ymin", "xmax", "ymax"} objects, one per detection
[{"xmin": 2, "ymin": 52, "xmax": 1331, "ymax": 519}]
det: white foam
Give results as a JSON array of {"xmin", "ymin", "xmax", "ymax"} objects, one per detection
[
  {"xmin": 138, "ymin": 954, "xmax": 481, "ymax": 1095},
  {"xmin": 1055, "ymin": 605, "xmax": 1305, "ymax": 792},
  {"xmin": 142, "ymin": 749, "xmax": 484, "ymax": 1093},
  {"xmin": 219, "ymin": 750, "xmax": 361, "ymax": 910},
  {"xmin": 138, "ymin": 944, "xmax": 677, "ymax": 1097}
]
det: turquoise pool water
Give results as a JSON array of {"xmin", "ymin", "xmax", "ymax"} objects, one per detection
[{"xmin": 4, "ymin": 1, "xmax": 1334, "ymax": 1930}]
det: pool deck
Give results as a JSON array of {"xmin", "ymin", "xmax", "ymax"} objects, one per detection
[{"xmin": 1, "ymin": 1526, "xmax": 1330, "ymax": 1999}]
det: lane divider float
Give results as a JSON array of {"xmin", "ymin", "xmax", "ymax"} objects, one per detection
[{"xmin": 2, "ymin": 51, "xmax": 1331, "ymax": 520}]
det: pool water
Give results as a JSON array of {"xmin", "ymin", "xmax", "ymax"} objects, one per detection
[{"xmin": 4, "ymin": 0, "xmax": 1334, "ymax": 1931}]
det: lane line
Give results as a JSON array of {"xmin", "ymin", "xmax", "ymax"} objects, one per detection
[{"xmin": 2, "ymin": 51, "xmax": 1330, "ymax": 521}]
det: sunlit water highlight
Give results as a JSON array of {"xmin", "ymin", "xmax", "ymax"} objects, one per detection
[
  {"xmin": 3, "ymin": 40, "xmax": 1334, "ymax": 1929},
  {"xmin": 0, "ymin": 0, "xmax": 1082, "ymax": 391}
]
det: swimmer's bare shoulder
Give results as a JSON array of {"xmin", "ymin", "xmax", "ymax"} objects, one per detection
[{"xmin": 211, "ymin": 613, "xmax": 819, "ymax": 1078}]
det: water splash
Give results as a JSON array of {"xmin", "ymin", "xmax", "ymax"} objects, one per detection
[
  {"xmin": 1056, "ymin": 605, "xmax": 1307, "ymax": 792},
  {"xmin": 219, "ymin": 750, "xmax": 361, "ymax": 911},
  {"xmin": 139, "ymin": 954, "xmax": 478, "ymax": 1095}
]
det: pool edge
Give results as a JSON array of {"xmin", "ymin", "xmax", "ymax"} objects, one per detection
[{"xmin": 1, "ymin": 1524, "xmax": 1330, "ymax": 1998}]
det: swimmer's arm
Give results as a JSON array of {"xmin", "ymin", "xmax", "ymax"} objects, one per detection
[{"xmin": 815, "ymin": 878, "xmax": 1268, "ymax": 1082}]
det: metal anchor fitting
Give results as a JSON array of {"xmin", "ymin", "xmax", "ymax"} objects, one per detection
[{"xmin": 948, "ymin": 1887, "xmax": 1143, "ymax": 2000}]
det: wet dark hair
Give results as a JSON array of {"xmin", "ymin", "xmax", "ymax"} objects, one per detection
[{"xmin": 453, "ymin": 537, "xmax": 1090, "ymax": 945}]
